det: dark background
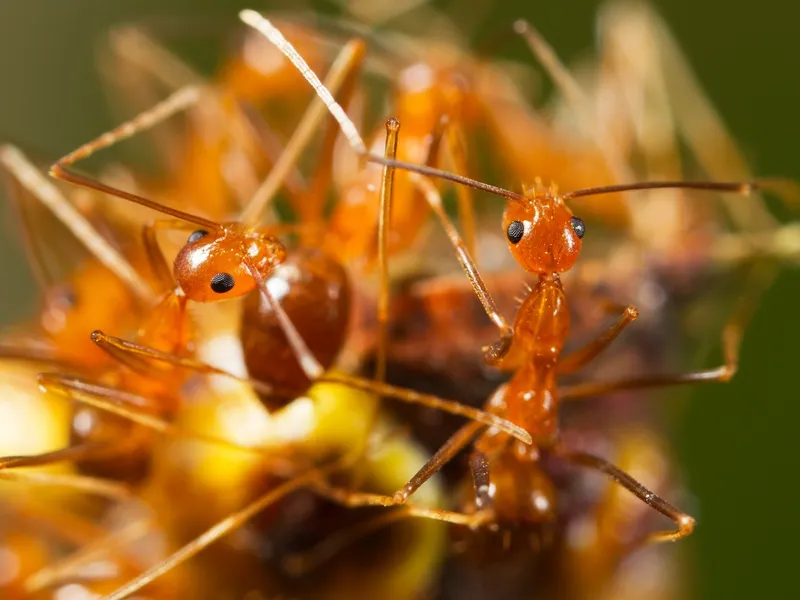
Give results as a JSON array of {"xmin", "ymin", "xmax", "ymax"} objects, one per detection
[{"xmin": 0, "ymin": 1, "xmax": 797, "ymax": 598}]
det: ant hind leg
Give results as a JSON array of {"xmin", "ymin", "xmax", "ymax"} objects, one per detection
[{"xmin": 556, "ymin": 448, "xmax": 695, "ymax": 543}]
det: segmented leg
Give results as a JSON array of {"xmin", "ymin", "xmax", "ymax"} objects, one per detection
[
  {"xmin": 99, "ymin": 457, "xmax": 353, "ymax": 600},
  {"xmin": 141, "ymin": 218, "xmax": 198, "ymax": 292},
  {"xmin": 374, "ymin": 119, "xmax": 400, "ymax": 386},
  {"xmin": 561, "ymin": 265, "xmax": 772, "ymax": 400},
  {"xmin": 90, "ymin": 330, "xmax": 278, "ymax": 397},
  {"xmin": 394, "ymin": 420, "xmax": 486, "ymax": 503},
  {"xmin": 558, "ymin": 302, "xmax": 639, "ymax": 374},
  {"xmin": 556, "ymin": 449, "xmax": 695, "ymax": 543}
]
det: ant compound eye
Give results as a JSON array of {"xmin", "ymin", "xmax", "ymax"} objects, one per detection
[
  {"xmin": 188, "ymin": 230, "xmax": 209, "ymax": 244},
  {"xmin": 210, "ymin": 272, "xmax": 235, "ymax": 294},
  {"xmin": 570, "ymin": 216, "xmax": 585, "ymax": 239},
  {"xmin": 507, "ymin": 220, "xmax": 525, "ymax": 244}
]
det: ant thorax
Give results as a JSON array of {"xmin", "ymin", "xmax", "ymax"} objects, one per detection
[{"xmin": 513, "ymin": 275, "xmax": 570, "ymax": 362}]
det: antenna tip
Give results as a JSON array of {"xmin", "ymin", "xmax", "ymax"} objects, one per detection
[
  {"xmin": 513, "ymin": 19, "xmax": 530, "ymax": 35},
  {"xmin": 239, "ymin": 9, "xmax": 262, "ymax": 26},
  {"xmin": 385, "ymin": 117, "xmax": 400, "ymax": 132}
]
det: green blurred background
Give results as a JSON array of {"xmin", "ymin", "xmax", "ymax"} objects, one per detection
[{"xmin": 0, "ymin": 1, "xmax": 797, "ymax": 598}]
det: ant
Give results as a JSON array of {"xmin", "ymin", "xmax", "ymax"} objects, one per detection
[
  {"xmin": 0, "ymin": 38, "xmax": 535, "ymax": 598},
  {"xmin": 238, "ymin": 8, "xmax": 783, "ymax": 548},
  {"xmin": 51, "ymin": 11, "xmax": 784, "ymax": 599}
]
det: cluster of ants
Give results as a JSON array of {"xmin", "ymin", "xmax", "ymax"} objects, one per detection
[{"xmin": 0, "ymin": 3, "xmax": 794, "ymax": 599}]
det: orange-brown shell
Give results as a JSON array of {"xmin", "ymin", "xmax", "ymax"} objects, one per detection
[
  {"xmin": 503, "ymin": 196, "xmax": 582, "ymax": 274},
  {"xmin": 240, "ymin": 247, "xmax": 351, "ymax": 405},
  {"xmin": 173, "ymin": 226, "xmax": 286, "ymax": 303}
]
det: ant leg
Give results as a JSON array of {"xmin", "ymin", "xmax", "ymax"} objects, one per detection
[
  {"xmin": 284, "ymin": 448, "xmax": 495, "ymax": 576},
  {"xmin": 443, "ymin": 119, "xmax": 479, "ymax": 264},
  {"xmin": 394, "ymin": 420, "xmax": 486, "ymax": 503},
  {"xmin": 301, "ymin": 49, "xmax": 363, "ymax": 230},
  {"xmin": 375, "ymin": 118, "xmax": 400, "ymax": 385},
  {"xmin": 0, "ymin": 442, "xmax": 112, "ymax": 471},
  {"xmin": 0, "ymin": 145, "xmax": 157, "ymax": 304},
  {"xmin": 103, "ymin": 25, "xmax": 204, "ymax": 172},
  {"xmin": 52, "ymin": 85, "xmax": 199, "ymax": 172},
  {"xmin": 311, "ymin": 483, "xmax": 492, "ymax": 527},
  {"xmin": 35, "ymin": 373, "xmax": 293, "ymax": 466},
  {"xmin": 141, "ymin": 218, "xmax": 198, "ymax": 293},
  {"xmin": 239, "ymin": 37, "xmax": 366, "ymax": 227},
  {"xmin": 240, "ymin": 12, "xmax": 532, "ymax": 209},
  {"xmin": 561, "ymin": 267, "xmax": 772, "ymax": 400},
  {"xmin": 558, "ymin": 302, "xmax": 639, "ymax": 374},
  {"xmin": 99, "ymin": 458, "xmax": 349, "ymax": 600},
  {"xmin": 469, "ymin": 450, "xmax": 493, "ymax": 511},
  {"xmin": 89, "ymin": 330, "xmax": 279, "ymax": 397},
  {"xmin": 49, "ymin": 86, "xmax": 220, "ymax": 230},
  {"xmin": 0, "ymin": 469, "xmax": 131, "ymax": 502},
  {"xmin": 557, "ymin": 449, "xmax": 695, "ymax": 543},
  {"xmin": 324, "ymin": 374, "xmax": 530, "ymax": 444},
  {"xmin": 242, "ymin": 256, "xmax": 531, "ymax": 443},
  {"xmin": 407, "ymin": 172, "xmax": 514, "ymax": 364}
]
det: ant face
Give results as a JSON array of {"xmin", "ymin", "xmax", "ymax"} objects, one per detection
[
  {"xmin": 503, "ymin": 195, "xmax": 584, "ymax": 274},
  {"xmin": 173, "ymin": 225, "xmax": 287, "ymax": 302}
]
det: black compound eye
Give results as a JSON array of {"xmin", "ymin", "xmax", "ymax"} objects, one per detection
[
  {"xmin": 506, "ymin": 220, "xmax": 525, "ymax": 244},
  {"xmin": 188, "ymin": 230, "xmax": 209, "ymax": 244},
  {"xmin": 210, "ymin": 272, "xmax": 235, "ymax": 294},
  {"xmin": 570, "ymin": 216, "xmax": 586, "ymax": 239}
]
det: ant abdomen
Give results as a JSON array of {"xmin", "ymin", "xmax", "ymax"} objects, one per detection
[
  {"xmin": 173, "ymin": 227, "xmax": 286, "ymax": 302},
  {"xmin": 240, "ymin": 247, "xmax": 351, "ymax": 405}
]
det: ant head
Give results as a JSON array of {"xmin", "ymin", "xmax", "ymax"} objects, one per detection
[
  {"xmin": 503, "ymin": 191, "xmax": 584, "ymax": 274},
  {"xmin": 173, "ymin": 224, "xmax": 287, "ymax": 302}
]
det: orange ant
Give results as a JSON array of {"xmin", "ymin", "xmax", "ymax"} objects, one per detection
[
  {"xmin": 43, "ymin": 12, "xmax": 779, "ymax": 599},
  {"xmin": 0, "ymin": 32, "xmax": 535, "ymax": 595},
  {"xmin": 238, "ymin": 9, "xmax": 785, "ymax": 549},
  {"xmin": 39, "ymin": 30, "xmax": 527, "ymax": 438}
]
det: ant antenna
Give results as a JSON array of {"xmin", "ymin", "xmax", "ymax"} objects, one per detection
[
  {"xmin": 48, "ymin": 86, "xmax": 220, "ymax": 230},
  {"xmin": 560, "ymin": 180, "xmax": 762, "ymax": 201},
  {"xmin": 238, "ymin": 10, "xmax": 526, "ymax": 203}
]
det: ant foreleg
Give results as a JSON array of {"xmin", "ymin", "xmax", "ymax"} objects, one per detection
[
  {"xmin": 558, "ymin": 302, "xmax": 639, "ymax": 374},
  {"xmin": 557, "ymin": 449, "xmax": 695, "ymax": 543},
  {"xmin": 141, "ymin": 218, "xmax": 198, "ymax": 292},
  {"xmin": 407, "ymin": 172, "xmax": 514, "ymax": 364},
  {"xmin": 88, "ymin": 330, "xmax": 278, "ymax": 397}
]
